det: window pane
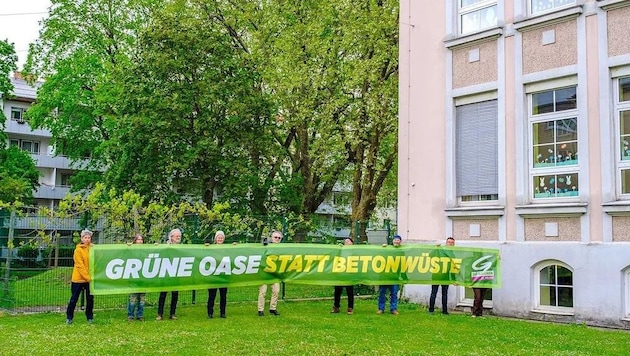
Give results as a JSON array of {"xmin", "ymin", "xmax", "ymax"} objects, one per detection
[
  {"xmin": 532, "ymin": 122, "xmax": 555, "ymax": 145},
  {"xmin": 11, "ymin": 108, "xmax": 22, "ymax": 120},
  {"xmin": 555, "ymin": 141, "xmax": 577, "ymax": 165},
  {"xmin": 461, "ymin": 0, "xmax": 485, "ymax": 8},
  {"xmin": 531, "ymin": 0, "xmax": 554, "ymax": 15},
  {"xmin": 557, "ymin": 265, "xmax": 573, "ymax": 285},
  {"xmin": 540, "ymin": 285, "xmax": 556, "ymax": 306},
  {"xmin": 621, "ymin": 77, "xmax": 630, "ymax": 102},
  {"xmin": 555, "ymin": 87, "xmax": 577, "ymax": 111},
  {"xmin": 540, "ymin": 266, "xmax": 554, "ymax": 284},
  {"xmin": 21, "ymin": 141, "xmax": 32, "ymax": 152},
  {"xmin": 534, "ymin": 174, "xmax": 578, "ymax": 198},
  {"xmin": 532, "ymin": 91, "xmax": 554, "ymax": 115},
  {"xmin": 478, "ymin": 5, "xmax": 497, "ymax": 30},
  {"xmin": 533, "ymin": 144, "xmax": 555, "ymax": 167},
  {"xmin": 558, "ymin": 287, "xmax": 573, "ymax": 307},
  {"xmin": 621, "ymin": 169, "xmax": 630, "ymax": 194}
]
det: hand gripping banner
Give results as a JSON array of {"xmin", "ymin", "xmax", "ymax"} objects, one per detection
[{"xmin": 89, "ymin": 243, "xmax": 501, "ymax": 295}]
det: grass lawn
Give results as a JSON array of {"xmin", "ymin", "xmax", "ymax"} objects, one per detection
[{"xmin": 0, "ymin": 298, "xmax": 627, "ymax": 355}]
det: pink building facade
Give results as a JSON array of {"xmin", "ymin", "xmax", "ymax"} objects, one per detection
[{"xmin": 399, "ymin": 0, "xmax": 630, "ymax": 328}]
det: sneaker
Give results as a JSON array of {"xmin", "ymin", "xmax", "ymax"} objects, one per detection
[
  {"xmin": 137, "ymin": 317, "xmax": 144, "ymax": 322},
  {"xmin": 258, "ymin": 311, "xmax": 264, "ymax": 317},
  {"xmin": 220, "ymin": 314, "xmax": 226, "ymax": 318},
  {"xmin": 471, "ymin": 315, "xmax": 477, "ymax": 318},
  {"xmin": 128, "ymin": 317, "xmax": 134, "ymax": 322},
  {"xmin": 208, "ymin": 314, "xmax": 213, "ymax": 319},
  {"xmin": 169, "ymin": 315, "xmax": 177, "ymax": 320},
  {"xmin": 347, "ymin": 308, "xmax": 353, "ymax": 315},
  {"xmin": 156, "ymin": 315, "xmax": 163, "ymax": 321},
  {"xmin": 391, "ymin": 310, "xmax": 399, "ymax": 315},
  {"xmin": 376, "ymin": 310, "xmax": 383, "ymax": 315},
  {"xmin": 66, "ymin": 319, "xmax": 73, "ymax": 325},
  {"xmin": 428, "ymin": 311, "xmax": 434, "ymax": 315},
  {"xmin": 269, "ymin": 309, "xmax": 280, "ymax": 316},
  {"xmin": 87, "ymin": 319, "xmax": 94, "ymax": 324},
  {"xmin": 442, "ymin": 311, "xmax": 450, "ymax": 315},
  {"xmin": 331, "ymin": 307, "xmax": 340, "ymax": 314}
]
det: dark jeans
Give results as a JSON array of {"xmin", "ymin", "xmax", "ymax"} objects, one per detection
[
  {"xmin": 333, "ymin": 286, "xmax": 354, "ymax": 309},
  {"xmin": 429, "ymin": 284, "xmax": 449, "ymax": 313},
  {"xmin": 66, "ymin": 282, "xmax": 94, "ymax": 321},
  {"xmin": 158, "ymin": 291, "xmax": 179, "ymax": 317},
  {"xmin": 472, "ymin": 288, "xmax": 488, "ymax": 316},
  {"xmin": 207, "ymin": 287, "xmax": 228, "ymax": 316}
]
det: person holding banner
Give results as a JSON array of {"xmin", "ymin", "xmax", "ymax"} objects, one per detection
[
  {"xmin": 65, "ymin": 229, "xmax": 94, "ymax": 324},
  {"xmin": 156, "ymin": 228, "xmax": 182, "ymax": 321},
  {"xmin": 428, "ymin": 237, "xmax": 456, "ymax": 315},
  {"xmin": 377, "ymin": 234, "xmax": 402, "ymax": 315},
  {"xmin": 331, "ymin": 237, "xmax": 355, "ymax": 315},
  {"xmin": 472, "ymin": 288, "xmax": 489, "ymax": 317},
  {"xmin": 258, "ymin": 230, "xmax": 283, "ymax": 316},
  {"xmin": 127, "ymin": 234, "xmax": 146, "ymax": 321},
  {"xmin": 207, "ymin": 230, "xmax": 228, "ymax": 319}
]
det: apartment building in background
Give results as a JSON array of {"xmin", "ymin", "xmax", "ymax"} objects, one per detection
[
  {"xmin": 398, "ymin": 0, "xmax": 630, "ymax": 328},
  {"xmin": 1, "ymin": 73, "xmax": 80, "ymax": 210}
]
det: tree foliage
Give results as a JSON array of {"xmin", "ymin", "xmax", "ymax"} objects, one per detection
[{"xmin": 23, "ymin": 0, "xmax": 399, "ymax": 237}]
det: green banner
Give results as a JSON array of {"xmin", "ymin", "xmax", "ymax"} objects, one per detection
[{"xmin": 89, "ymin": 243, "xmax": 501, "ymax": 295}]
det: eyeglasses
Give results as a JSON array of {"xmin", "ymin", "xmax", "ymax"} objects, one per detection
[{"xmin": 272, "ymin": 235, "xmax": 282, "ymax": 239}]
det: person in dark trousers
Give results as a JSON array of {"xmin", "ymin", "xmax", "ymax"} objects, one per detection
[
  {"xmin": 66, "ymin": 229, "xmax": 94, "ymax": 324},
  {"xmin": 429, "ymin": 237, "xmax": 456, "ymax": 315},
  {"xmin": 472, "ymin": 287, "xmax": 489, "ymax": 317},
  {"xmin": 156, "ymin": 228, "xmax": 182, "ymax": 321},
  {"xmin": 377, "ymin": 235, "xmax": 403, "ymax": 315},
  {"xmin": 127, "ymin": 234, "xmax": 146, "ymax": 321},
  {"xmin": 207, "ymin": 230, "xmax": 228, "ymax": 318},
  {"xmin": 331, "ymin": 238, "xmax": 355, "ymax": 315}
]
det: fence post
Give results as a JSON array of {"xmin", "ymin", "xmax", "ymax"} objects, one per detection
[{"xmin": 2, "ymin": 209, "xmax": 16, "ymax": 296}]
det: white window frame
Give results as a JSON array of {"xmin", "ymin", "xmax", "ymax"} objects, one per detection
[
  {"xmin": 533, "ymin": 261, "xmax": 574, "ymax": 314},
  {"xmin": 458, "ymin": 0, "xmax": 498, "ymax": 35},
  {"xmin": 11, "ymin": 107, "xmax": 25, "ymax": 122},
  {"xmin": 615, "ymin": 76, "xmax": 630, "ymax": 198},
  {"xmin": 528, "ymin": 86, "xmax": 579, "ymax": 201},
  {"xmin": 9, "ymin": 138, "xmax": 40, "ymax": 154},
  {"xmin": 529, "ymin": 0, "xmax": 576, "ymax": 16},
  {"xmin": 624, "ymin": 268, "xmax": 630, "ymax": 320}
]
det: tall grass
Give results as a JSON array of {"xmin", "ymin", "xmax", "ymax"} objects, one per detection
[{"xmin": 0, "ymin": 299, "xmax": 627, "ymax": 355}]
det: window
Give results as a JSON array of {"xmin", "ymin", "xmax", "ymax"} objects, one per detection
[
  {"xmin": 456, "ymin": 99, "xmax": 499, "ymax": 203},
  {"xmin": 459, "ymin": 0, "xmax": 498, "ymax": 35},
  {"xmin": 616, "ymin": 76, "xmax": 630, "ymax": 196},
  {"xmin": 60, "ymin": 173, "xmax": 73, "ymax": 187},
  {"xmin": 11, "ymin": 107, "xmax": 25, "ymax": 122},
  {"xmin": 530, "ymin": 0, "xmax": 576, "ymax": 16},
  {"xmin": 625, "ymin": 268, "xmax": 630, "ymax": 319},
  {"xmin": 529, "ymin": 86, "xmax": 578, "ymax": 199},
  {"xmin": 9, "ymin": 138, "xmax": 40, "ymax": 154},
  {"xmin": 535, "ymin": 263, "xmax": 573, "ymax": 312}
]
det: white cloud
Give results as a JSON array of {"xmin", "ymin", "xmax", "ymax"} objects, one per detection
[{"xmin": 0, "ymin": 0, "xmax": 51, "ymax": 70}]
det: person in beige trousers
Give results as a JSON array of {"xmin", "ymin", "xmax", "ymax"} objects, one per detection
[{"xmin": 258, "ymin": 231, "xmax": 283, "ymax": 316}]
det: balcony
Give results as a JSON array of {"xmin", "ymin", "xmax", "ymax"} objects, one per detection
[
  {"xmin": 3, "ymin": 118, "xmax": 52, "ymax": 137},
  {"xmin": 34, "ymin": 185, "xmax": 72, "ymax": 200}
]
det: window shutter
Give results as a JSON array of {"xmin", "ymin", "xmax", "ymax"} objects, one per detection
[{"xmin": 456, "ymin": 100, "xmax": 498, "ymax": 197}]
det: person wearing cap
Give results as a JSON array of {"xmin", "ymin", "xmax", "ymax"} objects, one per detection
[
  {"xmin": 65, "ymin": 229, "xmax": 94, "ymax": 324},
  {"xmin": 207, "ymin": 230, "xmax": 228, "ymax": 318},
  {"xmin": 258, "ymin": 230, "xmax": 283, "ymax": 316},
  {"xmin": 429, "ymin": 237, "xmax": 455, "ymax": 315},
  {"xmin": 156, "ymin": 228, "xmax": 182, "ymax": 321},
  {"xmin": 127, "ymin": 234, "xmax": 146, "ymax": 321},
  {"xmin": 331, "ymin": 237, "xmax": 355, "ymax": 315},
  {"xmin": 377, "ymin": 234, "xmax": 402, "ymax": 315}
]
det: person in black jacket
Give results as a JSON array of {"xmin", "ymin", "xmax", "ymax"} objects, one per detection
[
  {"xmin": 331, "ymin": 238, "xmax": 355, "ymax": 315},
  {"xmin": 207, "ymin": 230, "xmax": 228, "ymax": 318}
]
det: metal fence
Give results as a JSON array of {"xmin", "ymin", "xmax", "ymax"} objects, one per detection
[{"xmin": 0, "ymin": 264, "xmax": 376, "ymax": 314}]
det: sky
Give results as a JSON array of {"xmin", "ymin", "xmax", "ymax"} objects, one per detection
[{"xmin": 0, "ymin": 0, "xmax": 51, "ymax": 70}]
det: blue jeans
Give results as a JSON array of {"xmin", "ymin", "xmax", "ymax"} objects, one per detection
[
  {"xmin": 66, "ymin": 282, "xmax": 94, "ymax": 321},
  {"xmin": 378, "ymin": 285, "xmax": 399, "ymax": 312},
  {"xmin": 127, "ymin": 293, "xmax": 146, "ymax": 319}
]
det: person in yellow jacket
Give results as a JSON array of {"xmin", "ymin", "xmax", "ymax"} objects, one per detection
[{"xmin": 66, "ymin": 229, "xmax": 94, "ymax": 324}]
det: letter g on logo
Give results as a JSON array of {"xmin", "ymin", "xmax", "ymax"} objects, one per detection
[{"xmin": 471, "ymin": 255, "xmax": 493, "ymax": 272}]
